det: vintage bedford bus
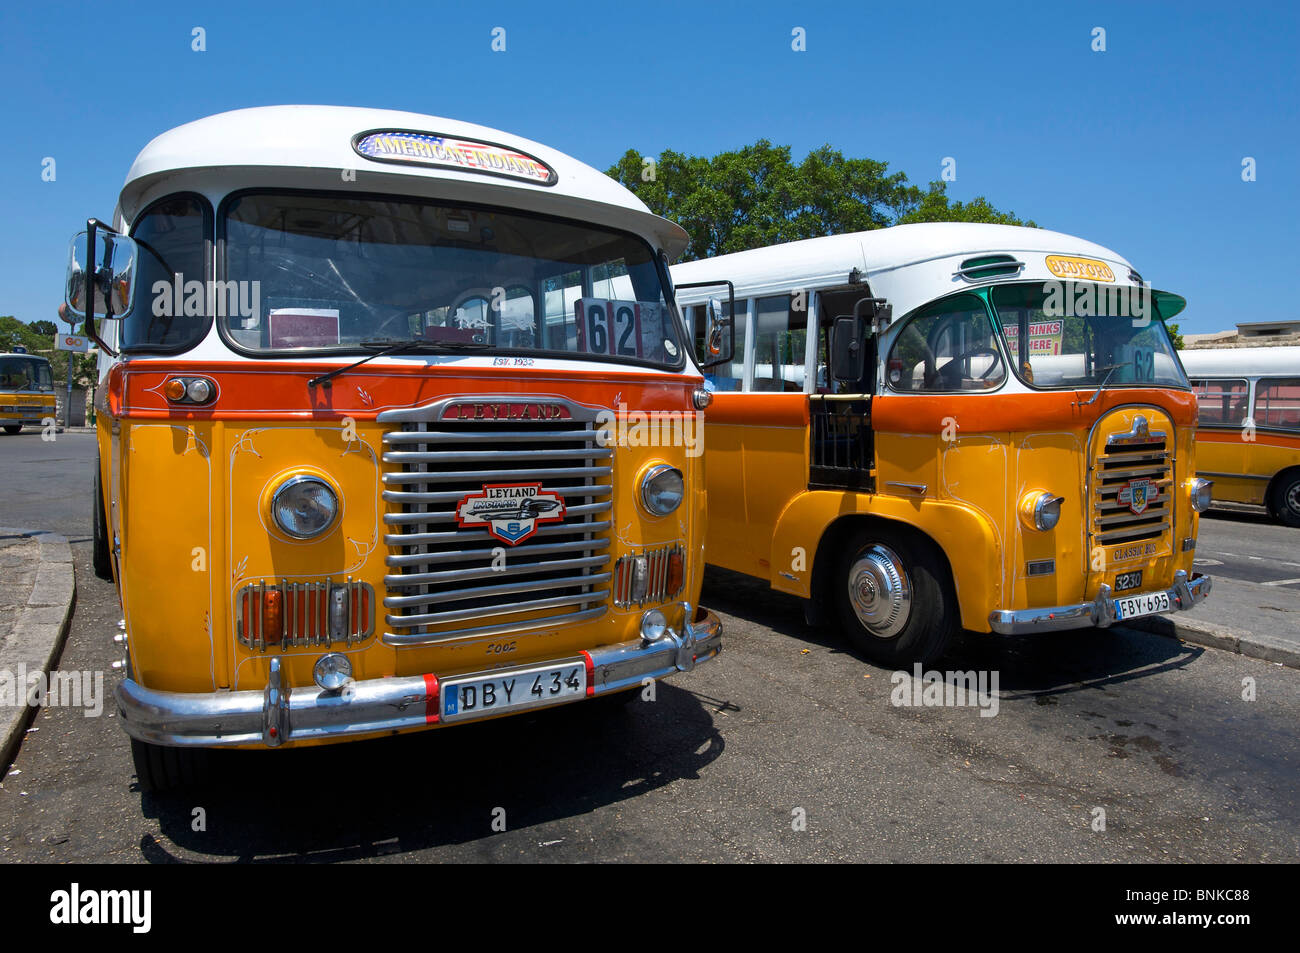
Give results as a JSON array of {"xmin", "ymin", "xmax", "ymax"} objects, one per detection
[
  {"xmin": 0, "ymin": 347, "xmax": 56, "ymax": 433},
  {"xmin": 65, "ymin": 106, "xmax": 724, "ymax": 790},
  {"xmin": 1181, "ymin": 346, "xmax": 1300, "ymax": 526},
  {"xmin": 673, "ymin": 223, "xmax": 1213, "ymax": 665}
]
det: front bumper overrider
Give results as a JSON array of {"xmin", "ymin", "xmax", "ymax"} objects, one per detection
[
  {"xmin": 117, "ymin": 606, "xmax": 722, "ymax": 748},
  {"xmin": 987, "ymin": 570, "xmax": 1212, "ymax": 636}
]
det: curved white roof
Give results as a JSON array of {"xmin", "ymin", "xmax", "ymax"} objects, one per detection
[
  {"xmin": 670, "ymin": 222, "xmax": 1165, "ymax": 320},
  {"xmin": 1179, "ymin": 346, "xmax": 1300, "ymax": 377},
  {"xmin": 119, "ymin": 105, "xmax": 688, "ymax": 255},
  {"xmin": 673, "ymin": 222, "xmax": 1134, "ymax": 297}
]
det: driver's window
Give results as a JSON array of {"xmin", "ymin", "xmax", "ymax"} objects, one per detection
[{"xmin": 886, "ymin": 294, "xmax": 1005, "ymax": 392}]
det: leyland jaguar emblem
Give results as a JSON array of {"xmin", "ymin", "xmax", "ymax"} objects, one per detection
[
  {"xmin": 1116, "ymin": 477, "xmax": 1157, "ymax": 515},
  {"xmin": 455, "ymin": 483, "xmax": 566, "ymax": 545}
]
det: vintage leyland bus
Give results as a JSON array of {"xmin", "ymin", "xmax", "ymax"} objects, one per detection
[
  {"xmin": 65, "ymin": 106, "xmax": 724, "ymax": 790},
  {"xmin": 673, "ymin": 223, "xmax": 1213, "ymax": 665},
  {"xmin": 1181, "ymin": 346, "xmax": 1300, "ymax": 526},
  {"xmin": 0, "ymin": 348, "xmax": 56, "ymax": 433}
]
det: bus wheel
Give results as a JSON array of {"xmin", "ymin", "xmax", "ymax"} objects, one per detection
[
  {"xmin": 1268, "ymin": 471, "xmax": 1300, "ymax": 527},
  {"xmin": 836, "ymin": 533, "xmax": 957, "ymax": 666},
  {"xmin": 92, "ymin": 465, "xmax": 114, "ymax": 581},
  {"xmin": 130, "ymin": 738, "xmax": 210, "ymax": 794},
  {"xmin": 2, "ymin": 425, "xmax": 20, "ymax": 435}
]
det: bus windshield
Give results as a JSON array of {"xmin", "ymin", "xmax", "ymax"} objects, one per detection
[
  {"xmin": 0, "ymin": 356, "xmax": 54, "ymax": 392},
  {"xmin": 990, "ymin": 282, "xmax": 1186, "ymax": 390},
  {"xmin": 222, "ymin": 192, "xmax": 685, "ymax": 369}
]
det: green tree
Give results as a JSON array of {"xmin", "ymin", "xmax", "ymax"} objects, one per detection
[
  {"xmin": 1166, "ymin": 322, "xmax": 1185, "ymax": 350},
  {"xmin": 28, "ymin": 319, "xmax": 57, "ymax": 337},
  {"xmin": 896, "ymin": 180, "xmax": 1035, "ymax": 227},
  {"xmin": 0, "ymin": 315, "xmax": 96, "ymax": 386},
  {"xmin": 0, "ymin": 315, "xmax": 46, "ymax": 352},
  {"xmin": 608, "ymin": 143, "xmax": 1032, "ymax": 261}
]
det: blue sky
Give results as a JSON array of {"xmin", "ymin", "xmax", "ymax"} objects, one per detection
[{"xmin": 1, "ymin": 0, "xmax": 1295, "ymax": 334}]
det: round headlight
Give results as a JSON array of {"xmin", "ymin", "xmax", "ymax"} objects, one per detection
[
  {"xmin": 272, "ymin": 475, "xmax": 339, "ymax": 539},
  {"xmin": 640, "ymin": 608, "xmax": 669, "ymax": 643},
  {"xmin": 640, "ymin": 464, "xmax": 684, "ymax": 516},
  {"xmin": 1019, "ymin": 490, "xmax": 1063, "ymax": 532},
  {"xmin": 313, "ymin": 652, "xmax": 353, "ymax": 691},
  {"xmin": 1190, "ymin": 477, "xmax": 1213, "ymax": 513}
]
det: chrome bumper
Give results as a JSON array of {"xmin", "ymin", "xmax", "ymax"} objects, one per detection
[
  {"xmin": 987, "ymin": 570, "xmax": 1212, "ymax": 636},
  {"xmin": 117, "ymin": 606, "xmax": 722, "ymax": 748}
]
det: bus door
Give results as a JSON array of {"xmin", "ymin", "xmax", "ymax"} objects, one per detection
[
  {"xmin": 696, "ymin": 292, "xmax": 811, "ymax": 580},
  {"xmin": 810, "ymin": 289, "xmax": 877, "ymax": 491}
]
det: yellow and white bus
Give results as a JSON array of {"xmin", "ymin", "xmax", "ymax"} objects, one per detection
[
  {"xmin": 64, "ymin": 106, "xmax": 726, "ymax": 790},
  {"xmin": 674, "ymin": 223, "xmax": 1212, "ymax": 665},
  {"xmin": 1181, "ymin": 346, "xmax": 1300, "ymax": 526},
  {"xmin": 0, "ymin": 347, "xmax": 56, "ymax": 433}
]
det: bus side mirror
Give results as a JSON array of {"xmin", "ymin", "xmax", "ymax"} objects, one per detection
[
  {"xmin": 831, "ymin": 315, "xmax": 869, "ymax": 383},
  {"xmin": 700, "ymin": 296, "xmax": 735, "ymax": 368},
  {"xmin": 65, "ymin": 228, "xmax": 138, "ymax": 321}
]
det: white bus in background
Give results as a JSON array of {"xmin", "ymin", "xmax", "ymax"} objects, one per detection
[{"xmin": 1180, "ymin": 346, "xmax": 1300, "ymax": 526}]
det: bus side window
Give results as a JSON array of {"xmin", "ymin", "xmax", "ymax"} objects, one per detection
[
  {"xmin": 750, "ymin": 294, "xmax": 807, "ymax": 393},
  {"xmin": 1191, "ymin": 378, "xmax": 1249, "ymax": 427},
  {"xmin": 125, "ymin": 193, "xmax": 212, "ymax": 351},
  {"xmin": 1256, "ymin": 378, "xmax": 1300, "ymax": 431},
  {"xmin": 886, "ymin": 294, "xmax": 1004, "ymax": 392}
]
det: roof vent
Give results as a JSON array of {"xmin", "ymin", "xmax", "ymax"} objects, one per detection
[{"xmin": 954, "ymin": 254, "xmax": 1024, "ymax": 282}]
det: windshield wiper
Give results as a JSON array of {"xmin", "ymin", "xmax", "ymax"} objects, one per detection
[
  {"xmin": 1076, "ymin": 363, "xmax": 1123, "ymax": 407},
  {"xmin": 307, "ymin": 338, "xmax": 488, "ymax": 389}
]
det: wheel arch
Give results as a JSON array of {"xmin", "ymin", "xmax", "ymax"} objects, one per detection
[
  {"xmin": 1265, "ymin": 465, "xmax": 1300, "ymax": 522},
  {"xmin": 770, "ymin": 491, "xmax": 1002, "ymax": 632}
]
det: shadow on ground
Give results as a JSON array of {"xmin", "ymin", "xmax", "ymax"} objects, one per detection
[
  {"xmin": 699, "ymin": 565, "xmax": 1204, "ymax": 701},
  {"xmin": 137, "ymin": 681, "xmax": 725, "ymax": 863}
]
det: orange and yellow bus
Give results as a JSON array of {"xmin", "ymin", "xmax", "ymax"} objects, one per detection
[
  {"xmin": 1181, "ymin": 346, "xmax": 1300, "ymax": 526},
  {"xmin": 64, "ymin": 106, "xmax": 726, "ymax": 790},
  {"xmin": 0, "ymin": 347, "xmax": 56, "ymax": 433},
  {"xmin": 673, "ymin": 223, "xmax": 1212, "ymax": 665}
]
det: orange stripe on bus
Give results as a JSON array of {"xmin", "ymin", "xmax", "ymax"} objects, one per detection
[
  {"xmin": 872, "ymin": 389, "xmax": 1197, "ymax": 433},
  {"xmin": 705, "ymin": 393, "xmax": 810, "ymax": 427},
  {"xmin": 111, "ymin": 362, "xmax": 698, "ymax": 419},
  {"xmin": 1197, "ymin": 428, "xmax": 1300, "ymax": 449}
]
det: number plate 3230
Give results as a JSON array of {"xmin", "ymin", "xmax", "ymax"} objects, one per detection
[{"xmin": 440, "ymin": 661, "xmax": 586, "ymax": 722}]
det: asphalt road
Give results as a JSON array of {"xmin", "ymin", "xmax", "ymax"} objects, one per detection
[
  {"xmin": 0, "ymin": 429, "xmax": 1296, "ymax": 862},
  {"xmin": 1195, "ymin": 506, "xmax": 1300, "ymax": 589}
]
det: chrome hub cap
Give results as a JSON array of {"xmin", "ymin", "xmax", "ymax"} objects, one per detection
[
  {"xmin": 1286, "ymin": 481, "xmax": 1300, "ymax": 516},
  {"xmin": 847, "ymin": 544, "xmax": 911, "ymax": 638}
]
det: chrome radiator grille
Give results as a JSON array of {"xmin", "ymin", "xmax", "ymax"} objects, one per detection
[
  {"xmin": 1091, "ymin": 414, "xmax": 1173, "ymax": 547},
  {"xmin": 378, "ymin": 399, "xmax": 613, "ymax": 645}
]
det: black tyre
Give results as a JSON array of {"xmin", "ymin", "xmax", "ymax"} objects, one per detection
[
  {"xmin": 835, "ymin": 529, "xmax": 958, "ymax": 666},
  {"xmin": 130, "ymin": 738, "xmax": 211, "ymax": 794},
  {"xmin": 92, "ymin": 464, "xmax": 114, "ymax": 580},
  {"xmin": 1268, "ymin": 470, "xmax": 1300, "ymax": 528},
  {"xmin": 2, "ymin": 425, "xmax": 21, "ymax": 435}
]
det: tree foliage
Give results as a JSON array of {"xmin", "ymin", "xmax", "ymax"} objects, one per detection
[{"xmin": 608, "ymin": 142, "xmax": 1033, "ymax": 261}]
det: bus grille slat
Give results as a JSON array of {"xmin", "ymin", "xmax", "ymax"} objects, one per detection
[
  {"xmin": 377, "ymin": 401, "xmax": 611, "ymax": 645},
  {"xmin": 1090, "ymin": 415, "xmax": 1173, "ymax": 548}
]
